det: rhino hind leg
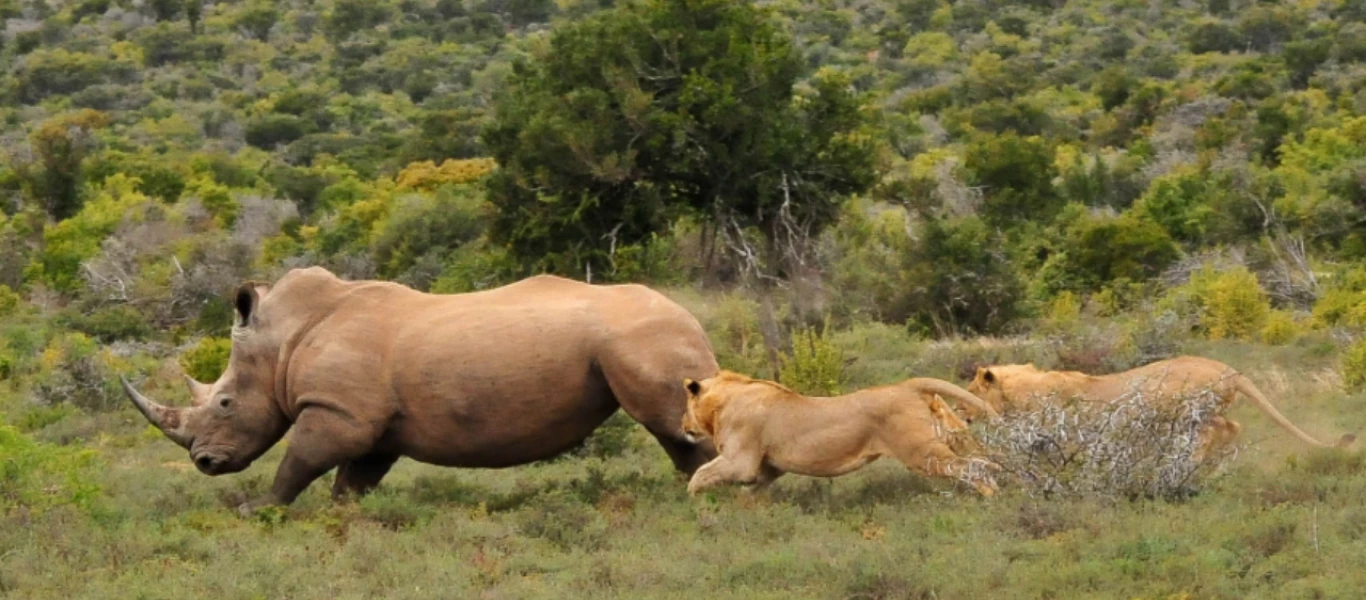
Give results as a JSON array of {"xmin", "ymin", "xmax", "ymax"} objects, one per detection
[{"xmin": 332, "ymin": 452, "xmax": 399, "ymax": 500}]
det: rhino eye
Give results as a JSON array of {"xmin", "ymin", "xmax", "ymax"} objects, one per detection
[{"xmin": 218, "ymin": 397, "xmax": 233, "ymax": 408}]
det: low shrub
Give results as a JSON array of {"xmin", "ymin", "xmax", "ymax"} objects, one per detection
[
  {"xmin": 975, "ymin": 387, "xmax": 1237, "ymax": 500},
  {"xmin": 513, "ymin": 489, "xmax": 608, "ymax": 551},
  {"xmin": 178, "ymin": 337, "xmax": 231, "ymax": 383},
  {"xmin": 1260, "ymin": 310, "xmax": 1299, "ymax": 346},
  {"xmin": 0, "ymin": 419, "xmax": 102, "ymax": 516},
  {"xmin": 31, "ymin": 333, "xmax": 123, "ymax": 412},
  {"xmin": 1162, "ymin": 265, "xmax": 1271, "ymax": 341}
]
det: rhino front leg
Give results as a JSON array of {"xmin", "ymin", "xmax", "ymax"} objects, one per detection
[
  {"xmin": 238, "ymin": 406, "xmax": 381, "ymax": 517},
  {"xmin": 332, "ymin": 452, "xmax": 399, "ymax": 500}
]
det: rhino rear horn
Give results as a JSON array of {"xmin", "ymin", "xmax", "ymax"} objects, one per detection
[
  {"xmin": 121, "ymin": 376, "xmax": 194, "ymax": 449},
  {"xmin": 182, "ymin": 374, "xmax": 212, "ymax": 407}
]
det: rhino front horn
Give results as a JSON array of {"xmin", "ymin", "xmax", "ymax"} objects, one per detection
[{"xmin": 120, "ymin": 376, "xmax": 194, "ymax": 449}]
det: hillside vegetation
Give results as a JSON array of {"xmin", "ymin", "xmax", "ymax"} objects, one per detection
[{"xmin": 3, "ymin": 0, "xmax": 1366, "ymax": 597}]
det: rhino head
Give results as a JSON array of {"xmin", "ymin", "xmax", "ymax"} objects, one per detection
[{"xmin": 122, "ymin": 282, "xmax": 290, "ymax": 476}]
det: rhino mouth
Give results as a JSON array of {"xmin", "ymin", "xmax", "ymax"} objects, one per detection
[{"xmin": 191, "ymin": 447, "xmax": 245, "ymax": 476}]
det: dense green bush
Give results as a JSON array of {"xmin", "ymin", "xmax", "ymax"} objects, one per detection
[
  {"xmin": 178, "ymin": 337, "xmax": 231, "ymax": 383},
  {"xmin": 372, "ymin": 186, "xmax": 489, "ymax": 281},
  {"xmin": 901, "ymin": 215, "xmax": 1024, "ymax": 335},
  {"xmin": 1041, "ymin": 211, "xmax": 1180, "ymax": 294}
]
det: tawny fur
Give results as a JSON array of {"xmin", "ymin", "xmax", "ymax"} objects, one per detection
[
  {"xmin": 679, "ymin": 371, "xmax": 998, "ymax": 497},
  {"xmin": 964, "ymin": 356, "xmax": 1355, "ymax": 452}
]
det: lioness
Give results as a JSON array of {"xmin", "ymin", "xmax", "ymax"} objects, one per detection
[
  {"xmin": 963, "ymin": 356, "xmax": 1355, "ymax": 451},
  {"xmin": 679, "ymin": 371, "xmax": 1000, "ymax": 496}
]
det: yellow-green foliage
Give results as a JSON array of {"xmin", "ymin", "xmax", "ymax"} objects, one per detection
[
  {"xmin": 30, "ymin": 174, "xmax": 151, "ymax": 292},
  {"xmin": 1041, "ymin": 290, "xmax": 1082, "ymax": 333},
  {"xmin": 1311, "ymin": 268, "xmax": 1366, "ymax": 328},
  {"xmin": 183, "ymin": 176, "xmax": 240, "ymax": 228},
  {"xmin": 1343, "ymin": 338, "xmax": 1366, "ymax": 392},
  {"xmin": 394, "ymin": 158, "xmax": 497, "ymax": 191},
  {"xmin": 0, "ymin": 285, "xmax": 22, "ymax": 318},
  {"xmin": 1165, "ymin": 266, "xmax": 1271, "ymax": 341},
  {"xmin": 179, "ymin": 337, "xmax": 232, "ymax": 383},
  {"xmin": 1260, "ymin": 310, "xmax": 1299, "ymax": 346},
  {"xmin": 0, "ymin": 419, "xmax": 101, "ymax": 515},
  {"xmin": 257, "ymin": 232, "xmax": 304, "ymax": 269},
  {"xmin": 1312, "ymin": 289, "xmax": 1366, "ymax": 328},
  {"xmin": 779, "ymin": 318, "xmax": 846, "ymax": 396},
  {"xmin": 904, "ymin": 31, "xmax": 957, "ymax": 68}
]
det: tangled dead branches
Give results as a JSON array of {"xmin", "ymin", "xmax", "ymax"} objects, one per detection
[{"xmin": 971, "ymin": 388, "xmax": 1238, "ymax": 501}]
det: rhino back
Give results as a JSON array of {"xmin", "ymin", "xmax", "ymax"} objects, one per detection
[{"xmin": 280, "ymin": 276, "xmax": 710, "ymax": 467}]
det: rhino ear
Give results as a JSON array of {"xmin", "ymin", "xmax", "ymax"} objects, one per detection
[{"xmin": 234, "ymin": 282, "xmax": 266, "ymax": 327}]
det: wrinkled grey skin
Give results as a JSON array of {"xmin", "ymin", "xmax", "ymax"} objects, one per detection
[{"xmin": 123, "ymin": 267, "xmax": 720, "ymax": 516}]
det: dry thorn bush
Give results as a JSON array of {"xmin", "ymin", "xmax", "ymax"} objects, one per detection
[{"xmin": 973, "ymin": 387, "xmax": 1239, "ymax": 501}]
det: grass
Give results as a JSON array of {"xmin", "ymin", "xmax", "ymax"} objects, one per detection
[{"xmin": 3, "ymin": 306, "xmax": 1366, "ymax": 598}]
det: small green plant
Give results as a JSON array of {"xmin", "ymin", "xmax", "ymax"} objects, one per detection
[
  {"xmin": 0, "ymin": 285, "xmax": 21, "ymax": 317},
  {"xmin": 1260, "ymin": 310, "xmax": 1299, "ymax": 346},
  {"xmin": 178, "ymin": 336, "xmax": 231, "ymax": 382},
  {"xmin": 779, "ymin": 317, "xmax": 846, "ymax": 396},
  {"xmin": 1343, "ymin": 338, "xmax": 1366, "ymax": 392}
]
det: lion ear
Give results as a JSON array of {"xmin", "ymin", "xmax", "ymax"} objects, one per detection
[
  {"xmin": 684, "ymin": 379, "xmax": 702, "ymax": 397},
  {"xmin": 982, "ymin": 369, "xmax": 996, "ymax": 385}
]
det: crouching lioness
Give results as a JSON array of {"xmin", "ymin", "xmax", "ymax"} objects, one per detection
[
  {"xmin": 964, "ymin": 356, "xmax": 1356, "ymax": 451},
  {"xmin": 679, "ymin": 371, "xmax": 1000, "ymax": 497}
]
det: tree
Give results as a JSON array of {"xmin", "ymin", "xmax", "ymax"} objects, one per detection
[
  {"xmin": 963, "ymin": 132, "xmax": 1060, "ymax": 227},
  {"xmin": 234, "ymin": 1, "xmax": 278, "ymax": 41},
  {"xmin": 483, "ymin": 0, "xmax": 878, "ymax": 277},
  {"xmin": 16, "ymin": 110, "xmax": 110, "ymax": 220},
  {"xmin": 901, "ymin": 215, "xmax": 1023, "ymax": 336}
]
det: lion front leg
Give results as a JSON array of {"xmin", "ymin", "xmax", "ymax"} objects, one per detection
[
  {"xmin": 686, "ymin": 451, "xmax": 765, "ymax": 495},
  {"xmin": 899, "ymin": 441, "xmax": 998, "ymax": 497}
]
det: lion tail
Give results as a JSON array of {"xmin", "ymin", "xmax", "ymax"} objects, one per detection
[
  {"xmin": 1233, "ymin": 374, "xmax": 1356, "ymax": 448},
  {"xmin": 906, "ymin": 378, "xmax": 1000, "ymax": 419}
]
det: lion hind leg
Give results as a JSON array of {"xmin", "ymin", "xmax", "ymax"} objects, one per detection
[{"xmin": 1194, "ymin": 416, "xmax": 1242, "ymax": 461}]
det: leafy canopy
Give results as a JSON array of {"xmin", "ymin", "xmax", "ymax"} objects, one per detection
[{"xmin": 483, "ymin": 0, "xmax": 878, "ymax": 275}]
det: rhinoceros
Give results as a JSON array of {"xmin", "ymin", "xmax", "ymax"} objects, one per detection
[{"xmin": 121, "ymin": 266, "xmax": 720, "ymax": 514}]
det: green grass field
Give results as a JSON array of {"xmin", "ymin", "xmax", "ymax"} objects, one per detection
[{"xmin": 4, "ymin": 294, "xmax": 1365, "ymax": 600}]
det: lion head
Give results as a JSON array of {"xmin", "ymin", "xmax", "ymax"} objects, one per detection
[
  {"xmin": 964, "ymin": 364, "xmax": 1060, "ymax": 419},
  {"xmin": 681, "ymin": 371, "xmax": 789, "ymax": 442},
  {"xmin": 964, "ymin": 366, "xmax": 1008, "ymax": 420},
  {"xmin": 681, "ymin": 377, "xmax": 720, "ymax": 443}
]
